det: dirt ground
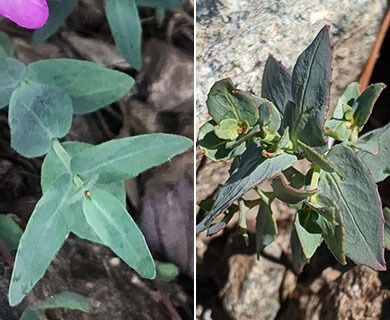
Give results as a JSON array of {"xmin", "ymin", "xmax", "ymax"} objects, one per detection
[{"xmin": 0, "ymin": 1, "xmax": 194, "ymax": 319}]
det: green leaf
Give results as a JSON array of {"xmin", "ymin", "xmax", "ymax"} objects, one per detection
[
  {"xmin": 290, "ymin": 227, "xmax": 308, "ymax": 273},
  {"xmin": 198, "ymin": 120, "xmax": 246, "ymax": 161},
  {"xmin": 32, "ymin": 0, "xmax": 79, "ymax": 44},
  {"xmin": 291, "ymin": 26, "xmax": 331, "ymax": 147},
  {"xmin": 206, "ymin": 78, "xmax": 259, "ymax": 125},
  {"xmin": 319, "ymin": 144, "xmax": 386, "ymax": 270},
  {"xmin": 136, "ymin": 0, "xmax": 184, "ymax": 8},
  {"xmin": 297, "ymin": 140, "xmax": 336, "ymax": 173},
  {"xmin": 83, "ymin": 187, "xmax": 155, "ymax": 278},
  {"xmin": 214, "ymin": 118, "xmax": 240, "ymax": 140},
  {"xmin": 105, "ymin": 0, "xmax": 142, "ymax": 70},
  {"xmin": 384, "ymin": 207, "xmax": 390, "ymax": 250},
  {"xmin": 0, "ymin": 31, "xmax": 14, "ymax": 58},
  {"xmin": 196, "ymin": 141, "xmax": 297, "ymax": 233},
  {"xmin": 353, "ymin": 83, "xmax": 385, "ymax": 129},
  {"xmin": 346, "ymin": 129, "xmax": 379, "ymax": 155},
  {"xmin": 0, "ymin": 215, "xmax": 23, "ymax": 251},
  {"xmin": 25, "ymin": 59, "xmax": 134, "ymax": 114},
  {"xmin": 271, "ymin": 174, "xmax": 317, "ymax": 204},
  {"xmin": 41, "ymin": 141, "xmax": 126, "ymax": 243},
  {"xmin": 31, "ymin": 291, "xmax": 91, "ymax": 312},
  {"xmin": 9, "ymin": 81, "xmax": 73, "ymax": 158},
  {"xmin": 20, "ymin": 291, "xmax": 91, "ymax": 320},
  {"xmin": 255, "ymin": 201, "xmax": 277, "ymax": 256},
  {"xmin": 9, "ymin": 174, "xmax": 72, "ymax": 306},
  {"xmin": 333, "ymin": 82, "xmax": 360, "ymax": 118},
  {"xmin": 71, "ymin": 133, "xmax": 192, "ymax": 183},
  {"xmin": 261, "ymin": 55, "xmax": 292, "ymax": 115},
  {"xmin": 155, "ymin": 261, "xmax": 180, "ymax": 281},
  {"xmin": 42, "ymin": 141, "xmax": 125, "ymax": 204},
  {"xmin": 358, "ymin": 123, "xmax": 390, "ymax": 182},
  {"xmin": 0, "ymin": 58, "xmax": 26, "ymax": 108},
  {"xmin": 294, "ymin": 209, "xmax": 322, "ymax": 259},
  {"xmin": 324, "ymin": 119, "xmax": 352, "ymax": 141},
  {"xmin": 305, "ymin": 194, "xmax": 345, "ymax": 264},
  {"xmin": 258, "ymin": 99, "xmax": 281, "ymax": 134}
]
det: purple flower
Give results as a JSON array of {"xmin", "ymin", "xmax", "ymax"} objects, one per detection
[{"xmin": 0, "ymin": 0, "xmax": 49, "ymax": 29}]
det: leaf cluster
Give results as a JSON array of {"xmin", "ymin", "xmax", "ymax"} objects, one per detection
[
  {"xmin": 197, "ymin": 26, "xmax": 389, "ymax": 273},
  {"xmin": 0, "ymin": 34, "xmax": 192, "ymax": 306}
]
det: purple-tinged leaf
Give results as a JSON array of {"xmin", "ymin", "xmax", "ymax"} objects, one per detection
[
  {"xmin": 291, "ymin": 26, "xmax": 332, "ymax": 147},
  {"xmin": 291, "ymin": 227, "xmax": 308, "ymax": 273},
  {"xmin": 261, "ymin": 55, "xmax": 292, "ymax": 116},
  {"xmin": 298, "ymin": 140, "xmax": 336, "ymax": 173},
  {"xmin": 272, "ymin": 174, "xmax": 317, "ymax": 204},
  {"xmin": 319, "ymin": 144, "xmax": 386, "ymax": 271},
  {"xmin": 358, "ymin": 122, "xmax": 390, "ymax": 182},
  {"xmin": 206, "ymin": 78, "xmax": 259, "ymax": 126},
  {"xmin": 196, "ymin": 141, "xmax": 297, "ymax": 233}
]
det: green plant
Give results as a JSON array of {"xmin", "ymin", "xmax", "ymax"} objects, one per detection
[
  {"xmin": 20, "ymin": 291, "xmax": 91, "ymax": 320},
  {"xmin": 0, "ymin": 33, "xmax": 192, "ymax": 306},
  {"xmin": 32, "ymin": 0, "xmax": 186, "ymax": 69},
  {"xmin": 197, "ymin": 26, "xmax": 389, "ymax": 273}
]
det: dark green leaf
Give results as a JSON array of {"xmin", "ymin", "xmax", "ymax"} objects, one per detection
[
  {"xmin": 105, "ymin": 0, "xmax": 142, "ymax": 70},
  {"xmin": 271, "ymin": 174, "xmax": 317, "ymax": 204},
  {"xmin": 353, "ymin": 83, "xmax": 385, "ymax": 129},
  {"xmin": 297, "ymin": 140, "xmax": 336, "ymax": 173},
  {"xmin": 0, "ymin": 215, "xmax": 23, "ymax": 251},
  {"xmin": 255, "ymin": 201, "xmax": 277, "ymax": 256},
  {"xmin": 9, "ymin": 174, "xmax": 72, "ymax": 306},
  {"xmin": 261, "ymin": 55, "xmax": 292, "ymax": 115},
  {"xmin": 258, "ymin": 99, "xmax": 281, "ymax": 133},
  {"xmin": 358, "ymin": 123, "xmax": 390, "ymax": 182},
  {"xmin": 9, "ymin": 81, "xmax": 73, "ymax": 157},
  {"xmin": 71, "ymin": 133, "xmax": 192, "ymax": 183},
  {"xmin": 319, "ymin": 144, "xmax": 385, "ymax": 270},
  {"xmin": 197, "ymin": 141, "xmax": 297, "ymax": 233},
  {"xmin": 305, "ymin": 194, "xmax": 345, "ymax": 264},
  {"xmin": 0, "ymin": 58, "xmax": 25, "ymax": 108},
  {"xmin": 83, "ymin": 187, "xmax": 155, "ymax": 278},
  {"xmin": 25, "ymin": 59, "xmax": 134, "ymax": 114},
  {"xmin": 295, "ymin": 209, "xmax": 322, "ymax": 259},
  {"xmin": 32, "ymin": 0, "xmax": 79, "ymax": 44},
  {"xmin": 198, "ymin": 120, "xmax": 246, "ymax": 161},
  {"xmin": 0, "ymin": 31, "xmax": 14, "ymax": 58},
  {"xmin": 206, "ymin": 78, "xmax": 259, "ymax": 125},
  {"xmin": 291, "ymin": 26, "xmax": 331, "ymax": 147},
  {"xmin": 290, "ymin": 227, "xmax": 308, "ymax": 273}
]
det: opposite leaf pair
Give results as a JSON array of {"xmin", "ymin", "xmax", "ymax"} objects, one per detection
[{"xmin": 10, "ymin": 134, "xmax": 192, "ymax": 306}]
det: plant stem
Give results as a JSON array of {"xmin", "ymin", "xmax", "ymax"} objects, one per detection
[{"xmin": 309, "ymin": 166, "xmax": 321, "ymax": 202}]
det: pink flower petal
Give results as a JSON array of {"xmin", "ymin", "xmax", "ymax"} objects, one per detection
[{"xmin": 0, "ymin": 0, "xmax": 49, "ymax": 29}]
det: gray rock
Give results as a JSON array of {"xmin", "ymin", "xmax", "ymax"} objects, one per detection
[
  {"xmin": 221, "ymin": 248, "xmax": 285, "ymax": 320},
  {"xmin": 196, "ymin": 0, "xmax": 388, "ymax": 130}
]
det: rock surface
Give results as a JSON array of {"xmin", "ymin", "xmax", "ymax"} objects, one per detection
[{"xmin": 196, "ymin": 0, "xmax": 388, "ymax": 130}]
